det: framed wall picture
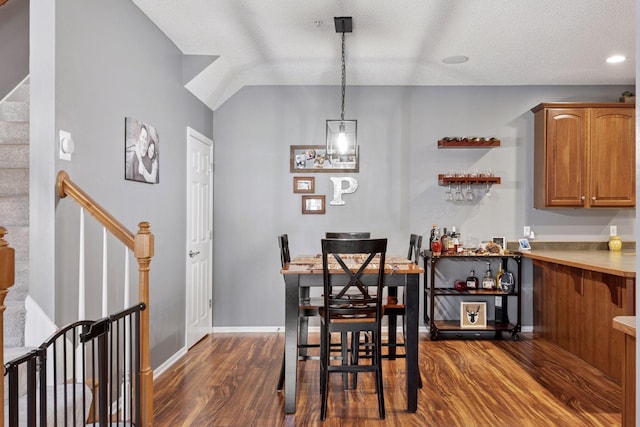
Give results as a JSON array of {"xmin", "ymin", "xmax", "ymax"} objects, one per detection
[
  {"xmin": 302, "ymin": 195, "xmax": 325, "ymax": 214},
  {"xmin": 492, "ymin": 236, "xmax": 506, "ymax": 249},
  {"xmin": 124, "ymin": 117, "xmax": 160, "ymax": 184},
  {"xmin": 460, "ymin": 302, "xmax": 487, "ymax": 328},
  {"xmin": 293, "ymin": 177, "xmax": 315, "ymax": 194},
  {"xmin": 290, "ymin": 145, "xmax": 359, "ymax": 173}
]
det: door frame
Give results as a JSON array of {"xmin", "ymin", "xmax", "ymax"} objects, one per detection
[{"xmin": 185, "ymin": 126, "xmax": 214, "ymax": 348}]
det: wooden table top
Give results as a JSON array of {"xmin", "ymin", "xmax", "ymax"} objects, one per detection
[
  {"xmin": 522, "ymin": 249, "xmax": 636, "ymax": 278},
  {"xmin": 281, "ymin": 254, "xmax": 424, "ymax": 275}
]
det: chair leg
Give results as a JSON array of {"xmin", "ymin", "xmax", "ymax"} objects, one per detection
[
  {"xmin": 277, "ymin": 349, "xmax": 285, "ymax": 391},
  {"xmin": 351, "ymin": 332, "xmax": 359, "ymax": 389},
  {"xmin": 375, "ymin": 331, "xmax": 386, "ymax": 419},
  {"xmin": 341, "ymin": 331, "xmax": 349, "ymax": 389},
  {"xmin": 320, "ymin": 325, "xmax": 329, "ymax": 420}
]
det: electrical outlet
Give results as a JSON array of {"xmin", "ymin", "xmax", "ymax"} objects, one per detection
[
  {"xmin": 523, "ymin": 226, "xmax": 531, "ymax": 237},
  {"xmin": 610, "ymin": 225, "xmax": 617, "ymax": 236}
]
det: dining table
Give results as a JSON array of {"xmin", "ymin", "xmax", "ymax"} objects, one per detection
[{"xmin": 280, "ymin": 254, "xmax": 424, "ymax": 414}]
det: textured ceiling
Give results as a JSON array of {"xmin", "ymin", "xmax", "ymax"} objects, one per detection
[{"xmin": 132, "ymin": 0, "xmax": 635, "ymax": 110}]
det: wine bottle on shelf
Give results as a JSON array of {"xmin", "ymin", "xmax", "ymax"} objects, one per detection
[
  {"xmin": 482, "ymin": 262, "xmax": 496, "ymax": 289},
  {"xmin": 440, "ymin": 228, "xmax": 449, "ymax": 255},
  {"xmin": 450, "ymin": 227, "xmax": 460, "ymax": 254},
  {"xmin": 496, "ymin": 262, "xmax": 503, "ymax": 289},
  {"xmin": 430, "ymin": 226, "xmax": 442, "ymax": 256},
  {"xmin": 466, "ymin": 269, "xmax": 479, "ymax": 289}
]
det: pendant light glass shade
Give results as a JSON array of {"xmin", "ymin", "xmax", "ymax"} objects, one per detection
[{"xmin": 326, "ymin": 119, "xmax": 357, "ymax": 168}]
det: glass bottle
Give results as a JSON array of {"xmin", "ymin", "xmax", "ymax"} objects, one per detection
[
  {"xmin": 466, "ymin": 269, "xmax": 479, "ymax": 289},
  {"xmin": 440, "ymin": 228, "xmax": 449, "ymax": 255},
  {"xmin": 482, "ymin": 262, "xmax": 495, "ymax": 289},
  {"xmin": 430, "ymin": 227, "xmax": 442, "ymax": 256},
  {"xmin": 496, "ymin": 262, "xmax": 503, "ymax": 287}
]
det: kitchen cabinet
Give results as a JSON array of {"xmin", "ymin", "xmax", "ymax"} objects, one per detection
[
  {"xmin": 531, "ymin": 103, "xmax": 635, "ymax": 208},
  {"xmin": 532, "ymin": 259, "xmax": 634, "ymax": 383},
  {"xmin": 424, "ymin": 253, "xmax": 522, "ymax": 340}
]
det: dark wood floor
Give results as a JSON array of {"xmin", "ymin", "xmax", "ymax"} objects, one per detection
[{"xmin": 153, "ymin": 332, "xmax": 621, "ymax": 426}]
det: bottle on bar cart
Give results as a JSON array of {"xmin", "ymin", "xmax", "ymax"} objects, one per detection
[
  {"xmin": 440, "ymin": 228, "xmax": 449, "ymax": 255},
  {"xmin": 466, "ymin": 269, "xmax": 479, "ymax": 289},
  {"xmin": 430, "ymin": 225, "xmax": 442, "ymax": 256},
  {"xmin": 482, "ymin": 262, "xmax": 496, "ymax": 289}
]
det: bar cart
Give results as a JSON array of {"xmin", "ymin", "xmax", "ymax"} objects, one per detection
[{"xmin": 423, "ymin": 251, "xmax": 522, "ymax": 340}]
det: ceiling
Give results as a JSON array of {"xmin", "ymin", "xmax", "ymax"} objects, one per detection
[{"xmin": 132, "ymin": 0, "xmax": 635, "ymax": 110}]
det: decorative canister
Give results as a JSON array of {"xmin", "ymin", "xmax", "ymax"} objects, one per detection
[{"xmin": 608, "ymin": 235, "xmax": 622, "ymax": 251}]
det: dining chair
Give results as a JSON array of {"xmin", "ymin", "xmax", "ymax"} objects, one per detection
[
  {"xmin": 381, "ymin": 233, "xmax": 423, "ymax": 388},
  {"xmin": 276, "ymin": 234, "xmax": 322, "ymax": 392},
  {"xmin": 319, "ymin": 238, "xmax": 387, "ymax": 420},
  {"xmin": 325, "ymin": 232, "xmax": 371, "ymax": 239}
]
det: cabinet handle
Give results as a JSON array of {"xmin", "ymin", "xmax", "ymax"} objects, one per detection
[
  {"xmin": 581, "ymin": 196, "xmax": 585, "ymax": 200},
  {"xmin": 592, "ymin": 196, "xmax": 596, "ymax": 201}
]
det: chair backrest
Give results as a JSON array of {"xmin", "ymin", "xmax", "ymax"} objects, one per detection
[
  {"xmin": 278, "ymin": 234, "xmax": 290, "ymax": 268},
  {"xmin": 407, "ymin": 234, "xmax": 423, "ymax": 263},
  {"xmin": 321, "ymin": 238, "xmax": 387, "ymax": 321},
  {"xmin": 325, "ymin": 232, "xmax": 371, "ymax": 239}
]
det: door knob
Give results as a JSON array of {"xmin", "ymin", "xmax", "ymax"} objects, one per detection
[{"xmin": 189, "ymin": 250, "xmax": 200, "ymax": 258}]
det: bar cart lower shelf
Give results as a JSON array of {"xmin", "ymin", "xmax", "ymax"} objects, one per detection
[{"xmin": 423, "ymin": 252, "xmax": 522, "ymax": 341}]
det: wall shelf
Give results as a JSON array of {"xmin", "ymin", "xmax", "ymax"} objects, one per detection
[
  {"xmin": 438, "ymin": 138, "xmax": 501, "ymax": 148},
  {"xmin": 438, "ymin": 175, "xmax": 501, "ymax": 185}
]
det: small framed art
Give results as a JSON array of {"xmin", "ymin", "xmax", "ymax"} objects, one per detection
[
  {"xmin": 124, "ymin": 117, "xmax": 159, "ymax": 184},
  {"xmin": 492, "ymin": 236, "xmax": 506, "ymax": 250},
  {"xmin": 293, "ymin": 177, "xmax": 315, "ymax": 194},
  {"xmin": 302, "ymin": 195, "xmax": 325, "ymax": 214},
  {"xmin": 460, "ymin": 302, "xmax": 487, "ymax": 328}
]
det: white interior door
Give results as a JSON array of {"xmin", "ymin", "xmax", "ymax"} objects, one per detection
[{"xmin": 186, "ymin": 127, "xmax": 213, "ymax": 348}]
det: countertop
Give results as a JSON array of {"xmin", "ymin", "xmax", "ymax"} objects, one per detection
[
  {"xmin": 521, "ymin": 249, "xmax": 636, "ymax": 278},
  {"xmin": 613, "ymin": 316, "xmax": 636, "ymax": 337}
]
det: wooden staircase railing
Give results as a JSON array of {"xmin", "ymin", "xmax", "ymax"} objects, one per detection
[
  {"xmin": 56, "ymin": 170, "xmax": 154, "ymax": 426},
  {"xmin": 0, "ymin": 226, "xmax": 16, "ymax": 424}
]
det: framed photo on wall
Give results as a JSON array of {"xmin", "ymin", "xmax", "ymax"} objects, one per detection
[
  {"xmin": 125, "ymin": 117, "xmax": 160, "ymax": 184},
  {"xmin": 302, "ymin": 195, "xmax": 325, "ymax": 214},
  {"xmin": 293, "ymin": 177, "xmax": 315, "ymax": 194},
  {"xmin": 460, "ymin": 302, "xmax": 487, "ymax": 328},
  {"xmin": 290, "ymin": 145, "xmax": 359, "ymax": 173}
]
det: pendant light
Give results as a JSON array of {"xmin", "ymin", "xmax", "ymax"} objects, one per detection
[{"xmin": 326, "ymin": 17, "xmax": 357, "ymax": 169}]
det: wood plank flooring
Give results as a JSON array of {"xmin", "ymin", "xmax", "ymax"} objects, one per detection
[{"xmin": 153, "ymin": 333, "xmax": 621, "ymax": 426}]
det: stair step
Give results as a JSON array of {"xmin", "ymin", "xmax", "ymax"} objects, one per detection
[
  {"xmin": 0, "ymin": 195, "xmax": 28, "ymax": 226},
  {"xmin": 0, "ymin": 145, "xmax": 29, "ymax": 168},
  {"xmin": 0, "ymin": 169, "xmax": 29, "ymax": 196},
  {"xmin": 0, "ymin": 121, "xmax": 29, "ymax": 139},
  {"xmin": 4, "ymin": 300, "xmax": 25, "ymax": 347},
  {"xmin": 6, "ymin": 84, "xmax": 29, "ymax": 103},
  {"xmin": 0, "ymin": 101, "xmax": 29, "ymax": 122}
]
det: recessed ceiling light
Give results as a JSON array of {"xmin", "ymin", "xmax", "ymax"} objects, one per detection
[
  {"xmin": 442, "ymin": 55, "xmax": 469, "ymax": 64},
  {"xmin": 606, "ymin": 55, "xmax": 626, "ymax": 64}
]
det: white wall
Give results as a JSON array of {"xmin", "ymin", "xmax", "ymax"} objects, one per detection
[{"xmin": 213, "ymin": 84, "xmax": 635, "ymax": 328}]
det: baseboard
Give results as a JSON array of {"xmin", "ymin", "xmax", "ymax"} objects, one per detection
[
  {"xmin": 153, "ymin": 346, "xmax": 187, "ymax": 379},
  {"xmin": 212, "ymin": 326, "xmax": 432, "ymax": 334},
  {"xmin": 24, "ymin": 295, "xmax": 57, "ymax": 347}
]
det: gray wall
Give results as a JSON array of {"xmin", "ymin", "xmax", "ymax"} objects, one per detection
[
  {"xmin": 31, "ymin": 0, "xmax": 213, "ymax": 368},
  {"xmin": 0, "ymin": 0, "xmax": 29, "ymax": 100},
  {"xmin": 213, "ymin": 84, "xmax": 635, "ymax": 328}
]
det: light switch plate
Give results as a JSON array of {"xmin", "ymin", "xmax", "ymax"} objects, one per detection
[
  {"xmin": 59, "ymin": 130, "xmax": 73, "ymax": 161},
  {"xmin": 610, "ymin": 225, "xmax": 617, "ymax": 236},
  {"xmin": 523, "ymin": 226, "xmax": 531, "ymax": 237}
]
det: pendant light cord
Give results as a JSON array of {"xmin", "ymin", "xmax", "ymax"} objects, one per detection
[{"xmin": 340, "ymin": 31, "xmax": 346, "ymax": 121}]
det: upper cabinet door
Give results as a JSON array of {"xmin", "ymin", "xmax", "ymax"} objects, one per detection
[
  {"xmin": 544, "ymin": 108, "xmax": 589, "ymax": 207},
  {"xmin": 589, "ymin": 108, "xmax": 635, "ymax": 207}
]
